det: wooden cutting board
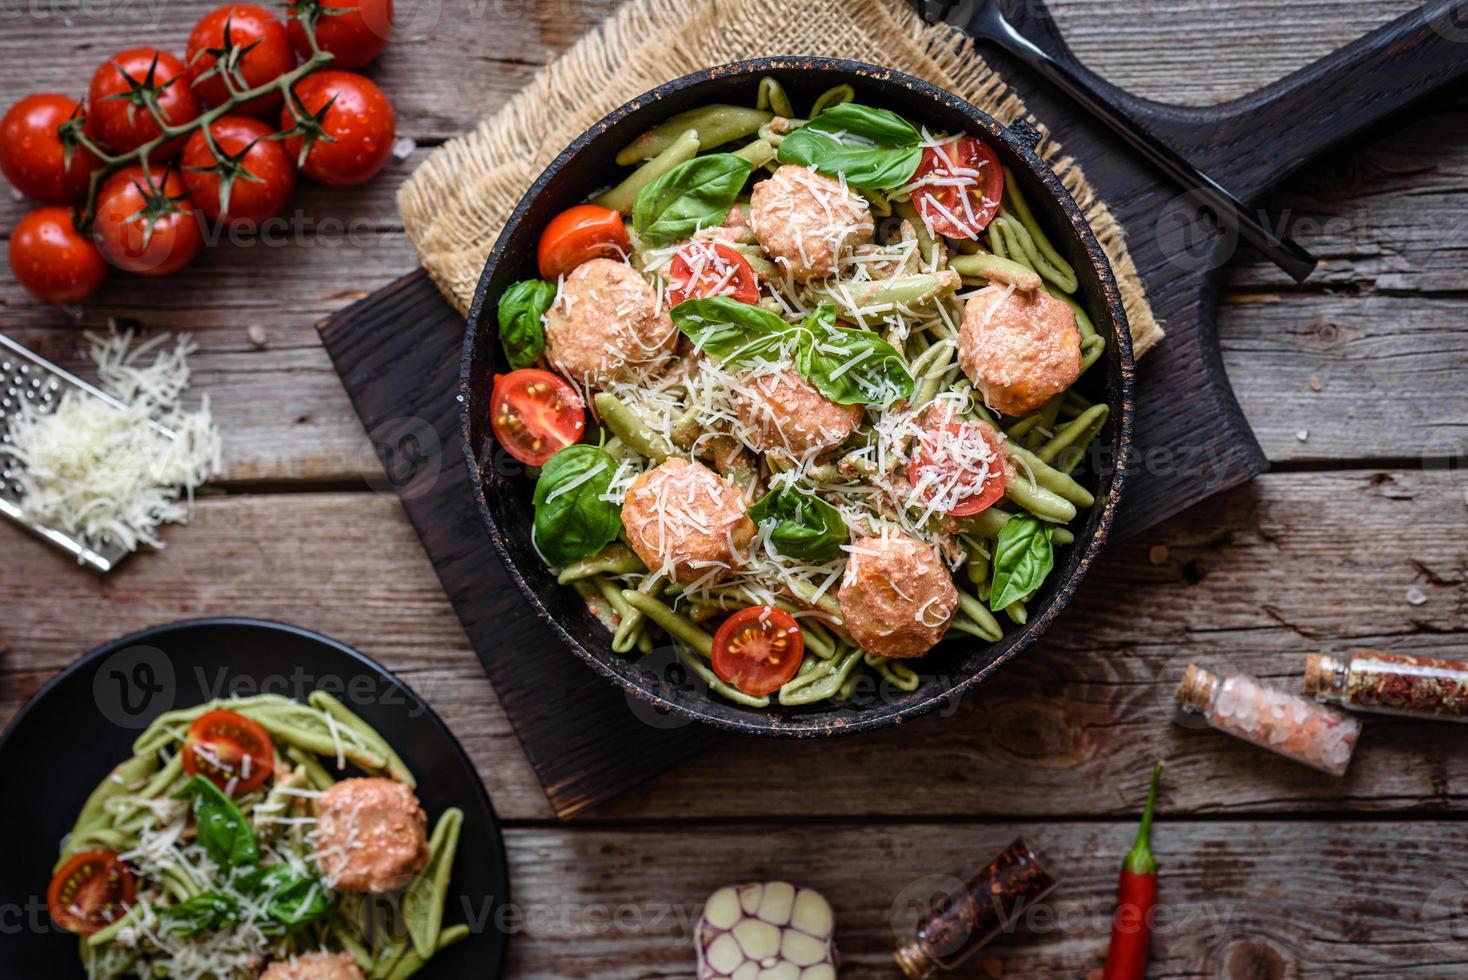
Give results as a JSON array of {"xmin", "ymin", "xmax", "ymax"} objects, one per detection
[{"xmin": 318, "ymin": 1, "xmax": 1468, "ymax": 818}]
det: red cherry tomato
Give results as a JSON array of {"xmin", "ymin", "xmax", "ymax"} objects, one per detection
[
  {"xmin": 93, "ymin": 166, "xmax": 204, "ymax": 276},
  {"xmin": 287, "ymin": 0, "xmax": 392, "ymax": 69},
  {"xmin": 47, "ymin": 850, "xmax": 136, "ymax": 936},
  {"xmin": 8, "ymin": 206, "xmax": 107, "ymax": 304},
  {"xmin": 181, "ymin": 116, "xmax": 296, "ymax": 226},
  {"xmin": 908, "ymin": 135, "xmax": 1003, "ymax": 240},
  {"xmin": 536, "ymin": 205, "xmax": 629, "ymax": 280},
  {"xmin": 711, "ymin": 606, "xmax": 805, "ymax": 697},
  {"xmin": 181, "ymin": 709, "xmax": 275, "ymax": 795},
  {"xmin": 281, "ymin": 70, "xmax": 395, "ymax": 186},
  {"xmin": 0, "ymin": 94, "xmax": 102, "ymax": 202},
  {"xmin": 85, "ymin": 48, "xmax": 201, "ymax": 160},
  {"xmin": 489, "ymin": 368, "xmax": 586, "ymax": 467},
  {"xmin": 186, "ymin": 4, "xmax": 296, "ymax": 115},
  {"xmin": 908, "ymin": 415, "xmax": 1007, "ymax": 517},
  {"xmin": 666, "ymin": 240, "xmax": 760, "ymax": 306}
]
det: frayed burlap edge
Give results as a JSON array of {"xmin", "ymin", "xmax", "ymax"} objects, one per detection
[{"xmin": 397, "ymin": 0, "xmax": 1162, "ymax": 356}]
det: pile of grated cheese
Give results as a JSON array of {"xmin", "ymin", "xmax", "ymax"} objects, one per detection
[{"xmin": 1, "ymin": 330, "xmax": 221, "ymax": 555}]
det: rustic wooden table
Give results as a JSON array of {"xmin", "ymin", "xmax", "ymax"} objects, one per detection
[{"xmin": 3, "ymin": 1, "xmax": 1466, "ymax": 976}]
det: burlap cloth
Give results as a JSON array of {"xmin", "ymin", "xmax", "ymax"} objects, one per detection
[{"xmin": 397, "ymin": 0, "xmax": 1162, "ymax": 356}]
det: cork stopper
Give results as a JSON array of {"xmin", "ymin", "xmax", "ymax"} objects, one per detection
[
  {"xmin": 894, "ymin": 941, "xmax": 936, "ymax": 979},
  {"xmin": 1175, "ymin": 664, "xmax": 1219, "ymax": 712},
  {"xmin": 1303, "ymin": 653, "xmax": 1341, "ymax": 697}
]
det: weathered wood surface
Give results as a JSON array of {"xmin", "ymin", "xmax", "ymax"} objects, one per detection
[
  {"xmin": 5, "ymin": 469, "xmax": 1464, "ymax": 822},
  {"xmin": 2, "ymin": 0, "xmax": 1467, "ymax": 974}
]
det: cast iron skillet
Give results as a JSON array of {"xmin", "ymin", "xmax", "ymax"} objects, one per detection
[
  {"xmin": 0, "ymin": 618, "xmax": 511, "ymax": 977},
  {"xmin": 462, "ymin": 58, "xmax": 1133, "ymax": 737}
]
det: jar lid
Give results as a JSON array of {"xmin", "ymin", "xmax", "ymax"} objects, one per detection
[
  {"xmin": 1302, "ymin": 653, "xmax": 1341, "ymax": 696},
  {"xmin": 1175, "ymin": 664, "xmax": 1218, "ymax": 712}
]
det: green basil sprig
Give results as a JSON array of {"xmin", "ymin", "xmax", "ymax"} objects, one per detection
[
  {"xmin": 532, "ymin": 444, "xmax": 623, "ymax": 567},
  {"xmin": 497, "ymin": 279, "xmax": 556, "ymax": 370},
  {"xmin": 776, "ymin": 103, "xmax": 924, "ymax": 191},
  {"xmin": 162, "ymin": 893, "xmax": 241, "ymax": 936},
  {"xmin": 250, "ymin": 863, "xmax": 335, "ymax": 929},
  {"xmin": 671, "ymin": 297, "xmax": 913, "ymax": 405},
  {"xmin": 748, "ymin": 484, "xmax": 848, "ymax": 560},
  {"xmin": 632, "ymin": 153, "xmax": 753, "ymax": 246},
  {"xmin": 175, "ymin": 775, "xmax": 258, "ymax": 873},
  {"xmin": 989, "ymin": 515, "xmax": 1055, "ymax": 612}
]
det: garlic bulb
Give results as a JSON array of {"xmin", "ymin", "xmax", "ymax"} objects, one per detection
[{"xmin": 697, "ymin": 881, "xmax": 838, "ymax": 980}]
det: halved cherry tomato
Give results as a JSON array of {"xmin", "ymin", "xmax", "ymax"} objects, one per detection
[
  {"xmin": 908, "ymin": 416, "xmax": 1007, "ymax": 517},
  {"xmin": 490, "ymin": 368, "xmax": 586, "ymax": 467},
  {"xmin": 711, "ymin": 606, "xmax": 805, "ymax": 697},
  {"xmin": 908, "ymin": 135, "xmax": 1003, "ymax": 239},
  {"xmin": 181, "ymin": 709, "xmax": 274, "ymax": 795},
  {"xmin": 47, "ymin": 850, "xmax": 136, "ymax": 936},
  {"xmin": 536, "ymin": 204, "xmax": 629, "ymax": 280},
  {"xmin": 666, "ymin": 240, "xmax": 760, "ymax": 306}
]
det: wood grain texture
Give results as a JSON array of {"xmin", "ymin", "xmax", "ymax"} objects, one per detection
[{"xmin": 4, "ymin": 468, "xmax": 1463, "ymax": 820}]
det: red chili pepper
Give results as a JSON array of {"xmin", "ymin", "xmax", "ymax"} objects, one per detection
[{"xmin": 1102, "ymin": 761, "xmax": 1163, "ymax": 980}]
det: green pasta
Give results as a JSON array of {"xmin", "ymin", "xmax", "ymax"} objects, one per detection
[{"xmin": 593, "ymin": 128, "xmax": 700, "ymax": 213}]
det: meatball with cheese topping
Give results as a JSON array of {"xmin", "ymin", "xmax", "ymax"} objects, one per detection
[
  {"xmin": 734, "ymin": 368, "xmax": 865, "ymax": 459},
  {"xmin": 314, "ymin": 778, "xmax": 429, "ymax": 894},
  {"xmin": 543, "ymin": 257, "xmax": 677, "ymax": 386},
  {"xmin": 749, "ymin": 165, "xmax": 874, "ymax": 281},
  {"xmin": 838, "ymin": 531, "xmax": 958, "ymax": 659},
  {"xmin": 958, "ymin": 284, "xmax": 1082, "ymax": 416},
  {"xmin": 260, "ymin": 953, "xmax": 365, "ymax": 980},
  {"xmin": 621, "ymin": 457, "xmax": 756, "ymax": 585}
]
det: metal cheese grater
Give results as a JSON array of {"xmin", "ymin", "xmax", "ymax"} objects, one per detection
[{"xmin": 0, "ymin": 333, "xmax": 174, "ymax": 572}]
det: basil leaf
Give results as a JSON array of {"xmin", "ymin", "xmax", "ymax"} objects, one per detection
[
  {"xmin": 670, "ymin": 296, "xmax": 794, "ymax": 364},
  {"xmin": 989, "ymin": 515, "xmax": 1055, "ymax": 612},
  {"xmin": 161, "ymin": 892, "xmax": 240, "ymax": 936},
  {"xmin": 633, "ymin": 153, "xmax": 753, "ymax": 246},
  {"xmin": 793, "ymin": 305, "xmax": 914, "ymax": 405},
  {"xmin": 252, "ymin": 863, "xmax": 335, "ymax": 930},
  {"xmin": 174, "ymin": 775, "xmax": 259, "ymax": 873},
  {"xmin": 776, "ymin": 103, "xmax": 923, "ymax": 190},
  {"xmin": 497, "ymin": 279, "xmax": 555, "ymax": 370},
  {"xmin": 532, "ymin": 444, "xmax": 622, "ymax": 567},
  {"xmin": 748, "ymin": 484, "xmax": 847, "ymax": 560}
]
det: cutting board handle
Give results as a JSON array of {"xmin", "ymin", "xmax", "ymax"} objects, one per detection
[{"xmin": 1007, "ymin": 0, "xmax": 1468, "ymax": 202}]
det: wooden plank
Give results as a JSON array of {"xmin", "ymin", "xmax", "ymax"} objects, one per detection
[
  {"xmin": 498, "ymin": 821, "xmax": 1468, "ymax": 978},
  {"xmin": 3, "ymin": 469, "xmax": 1464, "ymax": 820}
]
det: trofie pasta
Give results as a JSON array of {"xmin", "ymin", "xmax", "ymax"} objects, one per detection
[
  {"xmin": 48, "ymin": 694, "xmax": 465, "ymax": 979},
  {"xmin": 487, "ymin": 79, "xmax": 1110, "ymax": 710}
]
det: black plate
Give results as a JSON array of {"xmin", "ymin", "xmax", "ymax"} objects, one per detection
[
  {"xmin": 462, "ymin": 58, "xmax": 1134, "ymax": 737},
  {"xmin": 0, "ymin": 617, "xmax": 511, "ymax": 977}
]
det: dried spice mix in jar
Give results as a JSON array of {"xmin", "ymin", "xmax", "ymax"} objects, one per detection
[
  {"xmin": 1305, "ymin": 650, "xmax": 1468, "ymax": 722},
  {"xmin": 1175, "ymin": 665, "xmax": 1361, "ymax": 776}
]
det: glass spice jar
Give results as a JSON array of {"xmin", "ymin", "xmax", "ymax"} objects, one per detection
[
  {"xmin": 1175, "ymin": 665, "xmax": 1361, "ymax": 776},
  {"xmin": 893, "ymin": 837, "xmax": 1058, "ymax": 979},
  {"xmin": 1305, "ymin": 650, "xmax": 1468, "ymax": 722}
]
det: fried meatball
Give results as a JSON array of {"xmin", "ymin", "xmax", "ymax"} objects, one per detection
[
  {"xmin": 734, "ymin": 368, "xmax": 865, "ymax": 458},
  {"xmin": 314, "ymin": 778, "xmax": 429, "ymax": 894},
  {"xmin": 750, "ymin": 165, "xmax": 874, "ymax": 280},
  {"xmin": 838, "ymin": 531, "xmax": 958, "ymax": 659},
  {"xmin": 543, "ymin": 257, "xmax": 676, "ymax": 386},
  {"xmin": 958, "ymin": 284, "xmax": 1082, "ymax": 417},
  {"xmin": 260, "ymin": 952, "xmax": 365, "ymax": 980},
  {"xmin": 621, "ymin": 457, "xmax": 756, "ymax": 585}
]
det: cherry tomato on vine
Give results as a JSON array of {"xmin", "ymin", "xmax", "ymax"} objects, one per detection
[
  {"xmin": 908, "ymin": 135, "xmax": 1003, "ymax": 239},
  {"xmin": 186, "ymin": 4, "xmax": 297, "ymax": 116},
  {"xmin": 0, "ymin": 94, "xmax": 102, "ymax": 202},
  {"xmin": 85, "ymin": 48, "xmax": 201, "ymax": 160},
  {"xmin": 666, "ymin": 239, "xmax": 760, "ymax": 306},
  {"xmin": 536, "ymin": 205, "xmax": 629, "ymax": 280},
  {"xmin": 8, "ymin": 206, "xmax": 108, "ymax": 304},
  {"xmin": 287, "ymin": 0, "xmax": 392, "ymax": 69},
  {"xmin": 181, "ymin": 116, "xmax": 296, "ymax": 227},
  {"xmin": 907, "ymin": 415, "xmax": 1007, "ymax": 517},
  {"xmin": 181, "ymin": 709, "xmax": 275, "ymax": 795},
  {"xmin": 489, "ymin": 368, "xmax": 586, "ymax": 467},
  {"xmin": 46, "ymin": 850, "xmax": 136, "ymax": 936},
  {"xmin": 93, "ymin": 166, "xmax": 204, "ymax": 276},
  {"xmin": 281, "ymin": 70, "xmax": 394, "ymax": 185},
  {"xmin": 711, "ymin": 606, "xmax": 804, "ymax": 697}
]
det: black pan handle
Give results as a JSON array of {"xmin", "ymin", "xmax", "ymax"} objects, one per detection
[{"xmin": 1003, "ymin": 0, "xmax": 1468, "ymax": 202}]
